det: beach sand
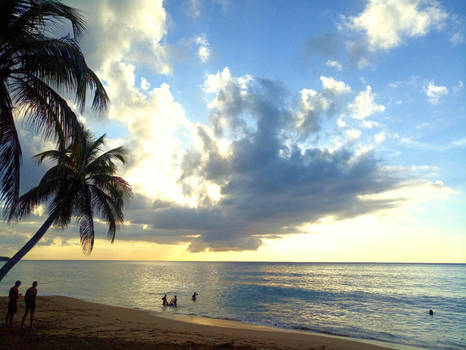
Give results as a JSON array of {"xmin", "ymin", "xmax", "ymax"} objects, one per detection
[{"xmin": 0, "ymin": 296, "xmax": 395, "ymax": 349}]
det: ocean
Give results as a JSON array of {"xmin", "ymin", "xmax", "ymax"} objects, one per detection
[{"xmin": 1, "ymin": 261, "xmax": 465, "ymax": 349}]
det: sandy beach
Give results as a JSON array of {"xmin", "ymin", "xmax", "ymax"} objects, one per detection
[{"xmin": 0, "ymin": 296, "xmax": 399, "ymax": 350}]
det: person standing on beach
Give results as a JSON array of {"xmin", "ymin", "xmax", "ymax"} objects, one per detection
[
  {"xmin": 162, "ymin": 294, "xmax": 168, "ymax": 306},
  {"xmin": 21, "ymin": 281, "xmax": 38, "ymax": 329},
  {"xmin": 5, "ymin": 280, "xmax": 21, "ymax": 327}
]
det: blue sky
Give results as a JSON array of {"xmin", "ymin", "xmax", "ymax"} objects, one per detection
[{"xmin": 1, "ymin": 0, "xmax": 465, "ymax": 262}]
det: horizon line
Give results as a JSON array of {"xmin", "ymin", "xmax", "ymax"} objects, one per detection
[{"xmin": 18, "ymin": 259, "xmax": 466, "ymax": 264}]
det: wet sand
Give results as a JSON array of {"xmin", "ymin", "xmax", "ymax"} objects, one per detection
[{"xmin": 0, "ymin": 296, "xmax": 397, "ymax": 349}]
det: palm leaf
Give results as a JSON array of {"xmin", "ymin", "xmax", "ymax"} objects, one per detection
[
  {"xmin": 9, "ymin": 74, "xmax": 81, "ymax": 141},
  {"xmin": 77, "ymin": 187, "xmax": 94, "ymax": 255},
  {"xmin": 0, "ymin": 81, "xmax": 21, "ymax": 214},
  {"xmin": 90, "ymin": 185, "xmax": 119, "ymax": 243},
  {"xmin": 14, "ymin": 36, "xmax": 108, "ymax": 112},
  {"xmin": 86, "ymin": 146, "xmax": 127, "ymax": 175},
  {"xmin": 6, "ymin": 0, "xmax": 85, "ymax": 40}
]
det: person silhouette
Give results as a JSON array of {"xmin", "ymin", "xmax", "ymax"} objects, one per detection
[
  {"xmin": 21, "ymin": 281, "xmax": 38, "ymax": 328},
  {"xmin": 5, "ymin": 280, "xmax": 21, "ymax": 327}
]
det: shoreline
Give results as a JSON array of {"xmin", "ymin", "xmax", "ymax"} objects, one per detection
[
  {"xmin": 150, "ymin": 309, "xmax": 422, "ymax": 350},
  {"xmin": 0, "ymin": 295, "xmax": 417, "ymax": 349}
]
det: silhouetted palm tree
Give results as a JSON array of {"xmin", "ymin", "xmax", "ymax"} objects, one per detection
[
  {"xmin": 0, "ymin": 0, "xmax": 108, "ymax": 212},
  {"xmin": 0, "ymin": 129, "xmax": 131, "ymax": 281}
]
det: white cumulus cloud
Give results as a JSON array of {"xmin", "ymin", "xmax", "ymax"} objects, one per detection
[
  {"xmin": 348, "ymin": 86, "xmax": 385, "ymax": 120},
  {"xmin": 375, "ymin": 131, "xmax": 386, "ymax": 144},
  {"xmin": 69, "ymin": 0, "xmax": 171, "ymax": 75},
  {"xmin": 320, "ymin": 76, "xmax": 351, "ymax": 94},
  {"xmin": 424, "ymin": 81, "xmax": 448, "ymax": 104},
  {"xmin": 196, "ymin": 34, "xmax": 210, "ymax": 63},
  {"xmin": 346, "ymin": 0, "xmax": 447, "ymax": 52},
  {"xmin": 140, "ymin": 77, "xmax": 151, "ymax": 91},
  {"xmin": 346, "ymin": 129, "xmax": 362, "ymax": 141}
]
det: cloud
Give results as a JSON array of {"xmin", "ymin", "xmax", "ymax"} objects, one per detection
[
  {"xmin": 15, "ymin": 129, "xmax": 51, "ymax": 194},
  {"xmin": 2, "ymin": 2, "xmax": 460, "ymax": 257},
  {"xmin": 58, "ymin": 1, "xmax": 196, "ymax": 207},
  {"xmin": 188, "ymin": 0, "xmax": 202, "ymax": 17},
  {"xmin": 195, "ymin": 34, "xmax": 211, "ymax": 63},
  {"xmin": 0, "ymin": 229, "xmax": 31, "ymax": 251},
  {"xmin": 346, "ymin": 129, "xmax": 361, "ymax": 141},
  {"xmin": 296, "ymin": 76, "xmax": 351, "ymax": 136},
  {"xmin": 424, "ymin": 81, "xmax": 448, "ymax": 104},
  {"xmin": 344, "ymin": 40, "xmax": 373, "ymax": 69},
  {"xmin": 361, "ymin": 120, "xmax": 381, "ymax": 129},
  {"xmin": 32, "ymin": 66, "xmax": 407, "ymax": 253},
  {"xmin": 450, "ymin": 31, "xmax": 465, "ymax": 45},
  {"xmin": 326, "ymin": 60, "xmax": 343, "ymax": 71},
  {"xmin": 187, "ymin": 0, "xmax": 230, "ymax": 17},
  {"xmin": 348, "ymin": 86, "xmax": 385, "ymax": 120},
  {"xmin": 451, "ymin": 137, "xmax": 466, "ymax": 147},
  {"xmin": 1, "ymin": 63, "xmax": 456, "ymax": 254},
  {"xmin": 399, "ymin": 136, "xmax": 466, "ymax": 152},
  {"xmin": 140, "ymin": 77, "xmax": 151, "ymax": 91},
  {"xmin": 320, "ymin": 76, "xmax": 351, "ymax": 94},
  {"xmin": 345, "ymin": 0, "xmax": 447, "ymax": 52},
  {"xmin": 104, "ymin": 71, "xmax": 193, "ymax": 205},
  {"xmin": 449, "ymin": 14, "xmax": 465, "ymax": 45},
  {"xmin": 62, "ymin": 0, "xmax": 170, "ymax": 86},
  {"xmin": 375, "ymin": 131, "xmax": 386, "ymax": 144},
  {"xmin": 452, "ymin": 80, "xmax": 464, "ymax": 94},
  {"xmin": 340, "ymin": 0, "xmax": 450, "ymax": 68},
  {"xmin": 132, "ymin": 68, "xmax": 414, "ymax": 252},
  {"xmin": 306, "ymin": 33, "xmax": 340, "ymax": 58}
]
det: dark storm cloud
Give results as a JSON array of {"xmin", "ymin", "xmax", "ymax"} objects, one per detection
[{"xmin": 110, "ymin": 75, "xmax": 404, "ymax": 252}]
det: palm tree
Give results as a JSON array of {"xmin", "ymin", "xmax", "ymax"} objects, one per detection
[
  {"xmin": 0, "ymin": 0, "xmax": 108, "ymax": 213},
  {"xmin": 0, "ymin": 129, "xmax": 132, "ymax": 281}
]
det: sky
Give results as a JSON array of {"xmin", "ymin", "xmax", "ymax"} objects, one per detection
[{"xmin": 1, "ymin": 0, "xmax": 465, "ymax": 262}]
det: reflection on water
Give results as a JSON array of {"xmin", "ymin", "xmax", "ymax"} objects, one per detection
[{"xmin": 1, "ymin": 261, "xmax": 465, "ymax": 349}]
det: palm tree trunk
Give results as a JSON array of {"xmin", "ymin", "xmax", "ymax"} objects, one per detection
[{"xmin": 0, "ymin": 214, "xmax": 56, "ymax": 282}]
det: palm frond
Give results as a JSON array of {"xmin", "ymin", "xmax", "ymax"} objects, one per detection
[
  {"xmin": 77, "ymin": 187, "xmax": 94, "ymax": 255},
  {"xmin": 14, "ymin": 36, "xmax": 108, "ymax": 113},
  {"xmin": 86, "ymin": 133, "xmax": 105, "ymax": 155},
  {"xmin": 90, "ymin": 174, "xmax": 131, "ymax": 204},
  {"xmin": 90, "ymin": 185, "xmax": 119, "ymax": 243},
  {"xmin": 7, "ymin": 0, "xmax": 85, "ymax": 40},
  {"xmin": 84, "ymin": 67, "xmax": 109, "ymax": 112},
  {"xmin": 8, "ymin": 176, "xmax": 56, "ymax": 221},
  {"xmin": 9, "ymin": 74, "xmax": 81, "ymax": 141},
  {"xmin": 48, "ymin": 179, "xmax": 76, "ymax": 227},
  {"xmin": 34, "ymin": 149, "xmax": 63, "ymax": 163},
  {"xmin": 0, "ymin": 81, "xmax": 21, "ymax": 213},
  {"xmin": 15, "ymin": 35, "xmax": 87, "ymax": 89},
  {"xmin": 86, "ymin": 146, "xmax": 127, "ymax": 175}
]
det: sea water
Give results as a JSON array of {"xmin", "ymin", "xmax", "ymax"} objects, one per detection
[{"xmin": 1, "ymin": 261, "xmax": 465, "ymax": 349}]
